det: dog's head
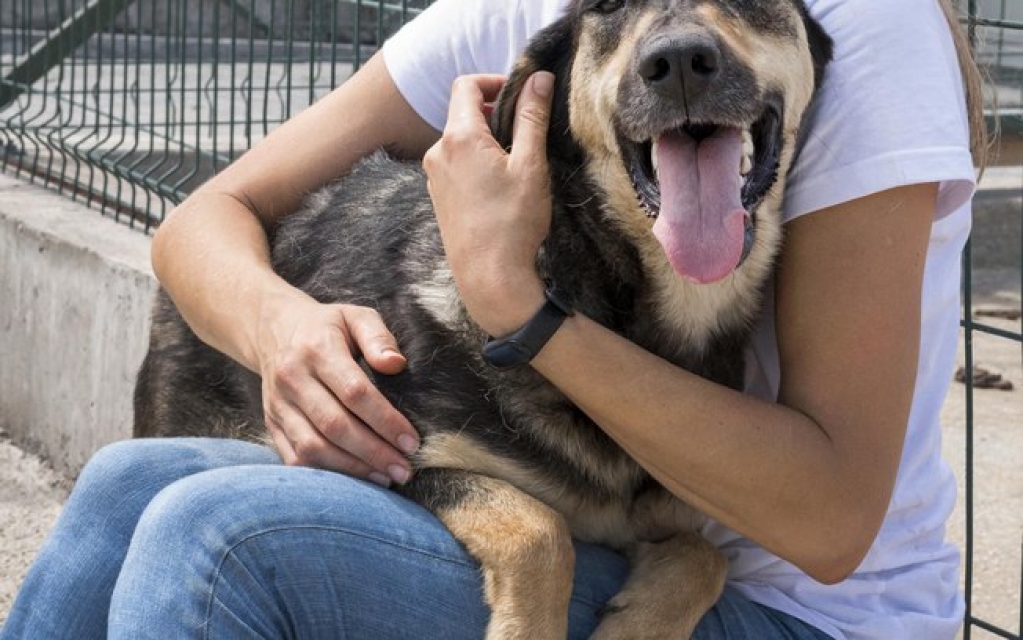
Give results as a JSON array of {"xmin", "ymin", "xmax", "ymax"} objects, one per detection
[{"xmin": 493, "ymin": 0, "xmax": 832, "ymax": 324}]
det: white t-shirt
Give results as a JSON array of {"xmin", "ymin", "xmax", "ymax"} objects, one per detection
[{"xmin": 383, "ymin": 1, "xmax": 976, "ymax": 638}]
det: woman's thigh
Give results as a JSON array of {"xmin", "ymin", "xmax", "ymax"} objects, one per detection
[
  {"xmin": 107, "ymin": 464, "xmax": 829, "ymax": 639},
  {"xmin": 694, "ymin": 588, "xmax": 834, "ymax": 639},
  {"xmin": 108, "ymin": 463, "xmax": 627, "ymax": 639}
]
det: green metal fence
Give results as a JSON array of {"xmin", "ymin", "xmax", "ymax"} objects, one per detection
[
  {"xmin": 1, "ymin": 1, "xmax": 1021, "ymax": 637},
  {"xmin": 965, "ymin": 2, "xmax": 1023, "ymax": 637},
  {"xmin": 1, "ymin": 0, "xmax": 428, "ymax": 229}
]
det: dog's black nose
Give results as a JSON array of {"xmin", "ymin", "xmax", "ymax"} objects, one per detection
[{"xmin": 638, "ymin": 34, "xmax": 721, "ymax": 105}]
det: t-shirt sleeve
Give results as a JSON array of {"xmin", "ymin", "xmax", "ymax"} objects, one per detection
[
  {"xmin": 783, "ymin": 0, "xmax": 977, "ymax": 222},
  {"xmin": 381, "ymin": 0, "xmax": 566, "ymax": 132}
]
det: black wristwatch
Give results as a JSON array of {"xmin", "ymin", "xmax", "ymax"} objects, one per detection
[{"xmin": 482, "ymin": 280, "xmax": 575, "ymax": 370}]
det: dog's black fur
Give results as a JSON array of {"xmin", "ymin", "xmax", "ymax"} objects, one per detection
[{"xmin": 135, "ymin": 1, "xmax": 831, "ymax": 636}]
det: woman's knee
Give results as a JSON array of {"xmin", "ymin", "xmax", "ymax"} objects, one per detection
[
  {"xmin": 69, "ymin": 439, "xmax": 182, "ymax": 518},
  {"xmin": 77, "ymin": 439, "xmax": 168, "ymax": 489},
  {"xmin": 109, "ymin": 465, "xmax": 301, "ymax": 635},
  {"xmin": 130, "ymin": 464, "xmax": 414, "ymax": 551},
  {"xmin": 78, "ymin": 438, "xmax": 277, "ymax": 494}
]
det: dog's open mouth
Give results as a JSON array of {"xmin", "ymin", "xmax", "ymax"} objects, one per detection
[{"xmin": 622, "ymin": 101, "xmax": 782, "ymax": 284}]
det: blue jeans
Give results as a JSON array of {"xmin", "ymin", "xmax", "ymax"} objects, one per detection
[{"xmin": 2, "ymin": 438, "xmax": 832, "ymax": 639}]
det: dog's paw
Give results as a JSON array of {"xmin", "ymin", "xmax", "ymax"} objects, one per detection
[{"xmin": 590, "ymin": 596, "xmax": 694, "ymax": 640}]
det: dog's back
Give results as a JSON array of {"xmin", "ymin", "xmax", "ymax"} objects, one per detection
[
  {"xmin": 137, "ymin": 146, "xmax": 673, "ymax": 497},
  {"xmin": 135, "ymin": 153, "xmax": 436, "ymax": 432}
]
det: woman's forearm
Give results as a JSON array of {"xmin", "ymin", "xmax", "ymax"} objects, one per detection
[
  {"xmin": 524, "ymin": 185, "xmax": 936, "ymax": 583},
  {"xmin": 530, "ymin": 314, "xmax": 867, "ymax": 583},
  {"xmin": 151, "ymin": 52, "xmax": 439, "ymax": 374},
  {"xmin": 151, "ymin": 192, "xmax": 309, "ymax": 373}
]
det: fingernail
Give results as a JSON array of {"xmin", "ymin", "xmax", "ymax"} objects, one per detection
[
  {"xmin": 398, "ymin": 434, "xmax": 419, "ymax": 455},
  {"xmin": 381, "ymin": 347, "xmax": 404, "ymax": 360},
  {"xmin": 388, "ymin": 465, "xmax": 411, "ymax": 485},
  {"xmin": 368, "ymin": 472, "xmax": 392, "ymax": 488},
  {"xmin": 532, "ymin": 71, "xmax": 554, "ymax": 99}
]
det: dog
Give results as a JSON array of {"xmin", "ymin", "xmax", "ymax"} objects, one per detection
[{"xmin": 134, "ymin": 1, "xmax": 831, "ymax": 637}]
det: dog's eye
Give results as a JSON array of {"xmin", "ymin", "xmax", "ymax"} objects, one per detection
[{"xmin": 589, "ymin": 0, "xmax": 625, "ymax": 14}]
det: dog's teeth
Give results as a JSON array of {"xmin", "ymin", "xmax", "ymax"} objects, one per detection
[
  {"xmin": 741, "ymin": 129, "xmax": 754, "ymax": 177},
  {"xmin": 651, "ymin": 138, "xmax": 659, "ymax": 178}
]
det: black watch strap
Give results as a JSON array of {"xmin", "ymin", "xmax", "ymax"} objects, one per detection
[{"xmin": 482, "ymin": 280, "xmax": 575, "ymax": 370}]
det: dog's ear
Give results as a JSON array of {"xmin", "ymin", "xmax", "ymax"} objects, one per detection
[
  {"xmin": 799, "ymin": 7, "xmax": 833, "ymax": 90},
  {"xmin": 491, "ymin": 16, "xmax": 576, "ymax": 151}
]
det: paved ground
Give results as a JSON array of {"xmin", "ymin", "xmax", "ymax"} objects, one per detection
[
  {"xmin": 942, "ymin": 279, "xmax": 1022, "ymax": 635},
  {"xmin": 0, "ymin": 430, "xmax": 69, "ymax": 624}
]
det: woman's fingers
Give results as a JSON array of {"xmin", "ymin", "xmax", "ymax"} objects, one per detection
[
  {"xmin": 265, "ymin": 366, "xmax": 411, "ymax": 484},
  {"xmin": 328, "ymin": 305, "xmax": 419, "ymax": 455},
  {"xmin": 342, "ymin": 305, "xmax": 409, "ymax": 375},
  {"xmin": 423, "ymin": 72, "xmax": 555, "ymax": 335},
  {"xmin": 445, "ymin": 74, "xmax": 507, "ymax": 131},
  {"xmin": 265, "ymin": 409, "xmax": 391, "ymax": 486},
  {"xmin": 259, "ymin": 301, "xmax": 417, "ymax": 483},
  {"xmin": 508, "ymin": 71, "xmax": 555, "ymax": 171}
]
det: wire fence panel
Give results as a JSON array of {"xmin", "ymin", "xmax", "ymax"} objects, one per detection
[
  {"xmin": 1, "ymin": 0, "xmax": 429, "ymax": 230},
  {"xmin": 964, "ymin": 2, "xmax": 1023, "ymax": 638},
  {"xmin": 1, "ymin": 0, "xmax": 1021, "ymax": 637}
]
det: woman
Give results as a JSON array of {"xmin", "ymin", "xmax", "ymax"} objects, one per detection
[{"xmin": 1, "ymin": 0, "xmax": 986, "ymax": 637}]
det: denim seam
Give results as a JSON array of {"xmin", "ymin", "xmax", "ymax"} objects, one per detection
[
  {"xmin": 207, "ymin": 593, "xmax": 271, "ymax": 640},
  {"xmin": 202, "ymin": 523, "xmax": 482, "ymax": 638}
]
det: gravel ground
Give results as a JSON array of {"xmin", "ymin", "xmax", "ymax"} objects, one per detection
[
  {"xmin": 942, "ymin": 273, "xmax": 1022, "ymax": 635},
  {"xmin": 1, "ymin": 272, "xmax": 1019, "ymax": 632},
  {"xmin": 0, "ymin": 431, "xmax": 70, "ymax": 625}
]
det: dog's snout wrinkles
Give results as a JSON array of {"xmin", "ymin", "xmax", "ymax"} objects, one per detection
[{"xmin": 638, "ymin": 34, "xmax": 721, "ymax": 106}]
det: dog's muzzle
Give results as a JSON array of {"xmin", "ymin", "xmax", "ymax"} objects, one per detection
[{"xmin": 622, "ymin": 98, "xmax": 783, "ymax": 284}]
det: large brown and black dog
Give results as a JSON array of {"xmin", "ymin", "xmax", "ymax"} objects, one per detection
[{"xmin": 135, "ymin": 1, "xmax": 831, "ymax": 637}]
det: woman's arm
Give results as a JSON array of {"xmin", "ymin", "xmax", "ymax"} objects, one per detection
[
  {"xmin": 427, "ymin": 73, "xmax": 937, "ymax": 584},
  {"xmin": 531, "ymin": 184, "xmax": 934, "ymax": 584},
  {"xmin": 152, "ymin": 53, "xmax": 438, "ymax": 483}
]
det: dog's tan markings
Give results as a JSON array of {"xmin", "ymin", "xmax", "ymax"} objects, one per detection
[
  {"xmin": 626, "ymin": 484, "xmax": 709, "ymax": 541},
  {"xmin": 591, "ymin": 533, "xmax": 727, "ymax": 640},
  {"xmin": 410, "ymin": 264, "xmax": 466, "ymax": 330},
  {"xmin": 570, "ymin": 10, "xmax": 660, "ymax": 157},
  {"xmin": 418, "ymin": 431, "xmax": 648, "ymax": 544},
  {"xmin": 432, "ymin": 475, "xmax": 575, "ymax": 639},
  {"xmin": 697, "ymin": 4, "xmax": 816, "ymax": 136},
  {"xmin": 417, "ymin": 433, "xmax": 556, "ymax": 498}
]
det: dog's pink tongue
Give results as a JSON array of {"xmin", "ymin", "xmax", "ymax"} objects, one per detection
[{"xmin": 651, "ymin": 128, "xmax": 746, "ymax": 284}]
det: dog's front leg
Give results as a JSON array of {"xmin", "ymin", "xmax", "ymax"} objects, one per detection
[
  {"xmin": 401, "ymin": 468, "xmax": 575, "ymax": 640},
  {"xmin": 591, "ymin": 532, "xmax": 726, "ymax": 639}
]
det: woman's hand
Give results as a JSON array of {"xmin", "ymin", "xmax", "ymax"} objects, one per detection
[
  {"xmin": 423, "ymin": 72, "xmax": 556, "ymax": 337},
  {"xmin": 151, "ymin": 54, "xmax": 440, "ymax": 486},
  {"xmin": 256, "ymin": 290, "xmax": 419, "ymax": 487}
]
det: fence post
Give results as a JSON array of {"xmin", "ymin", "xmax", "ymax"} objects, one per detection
[{"xmin": 0, "ymin": 0, "xmax": 136, "ymax": 110}]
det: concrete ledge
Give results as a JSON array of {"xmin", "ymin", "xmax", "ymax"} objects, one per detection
[{"xmin": 0, "ymin": 173, "xmax": 156, "ymax": 477}]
